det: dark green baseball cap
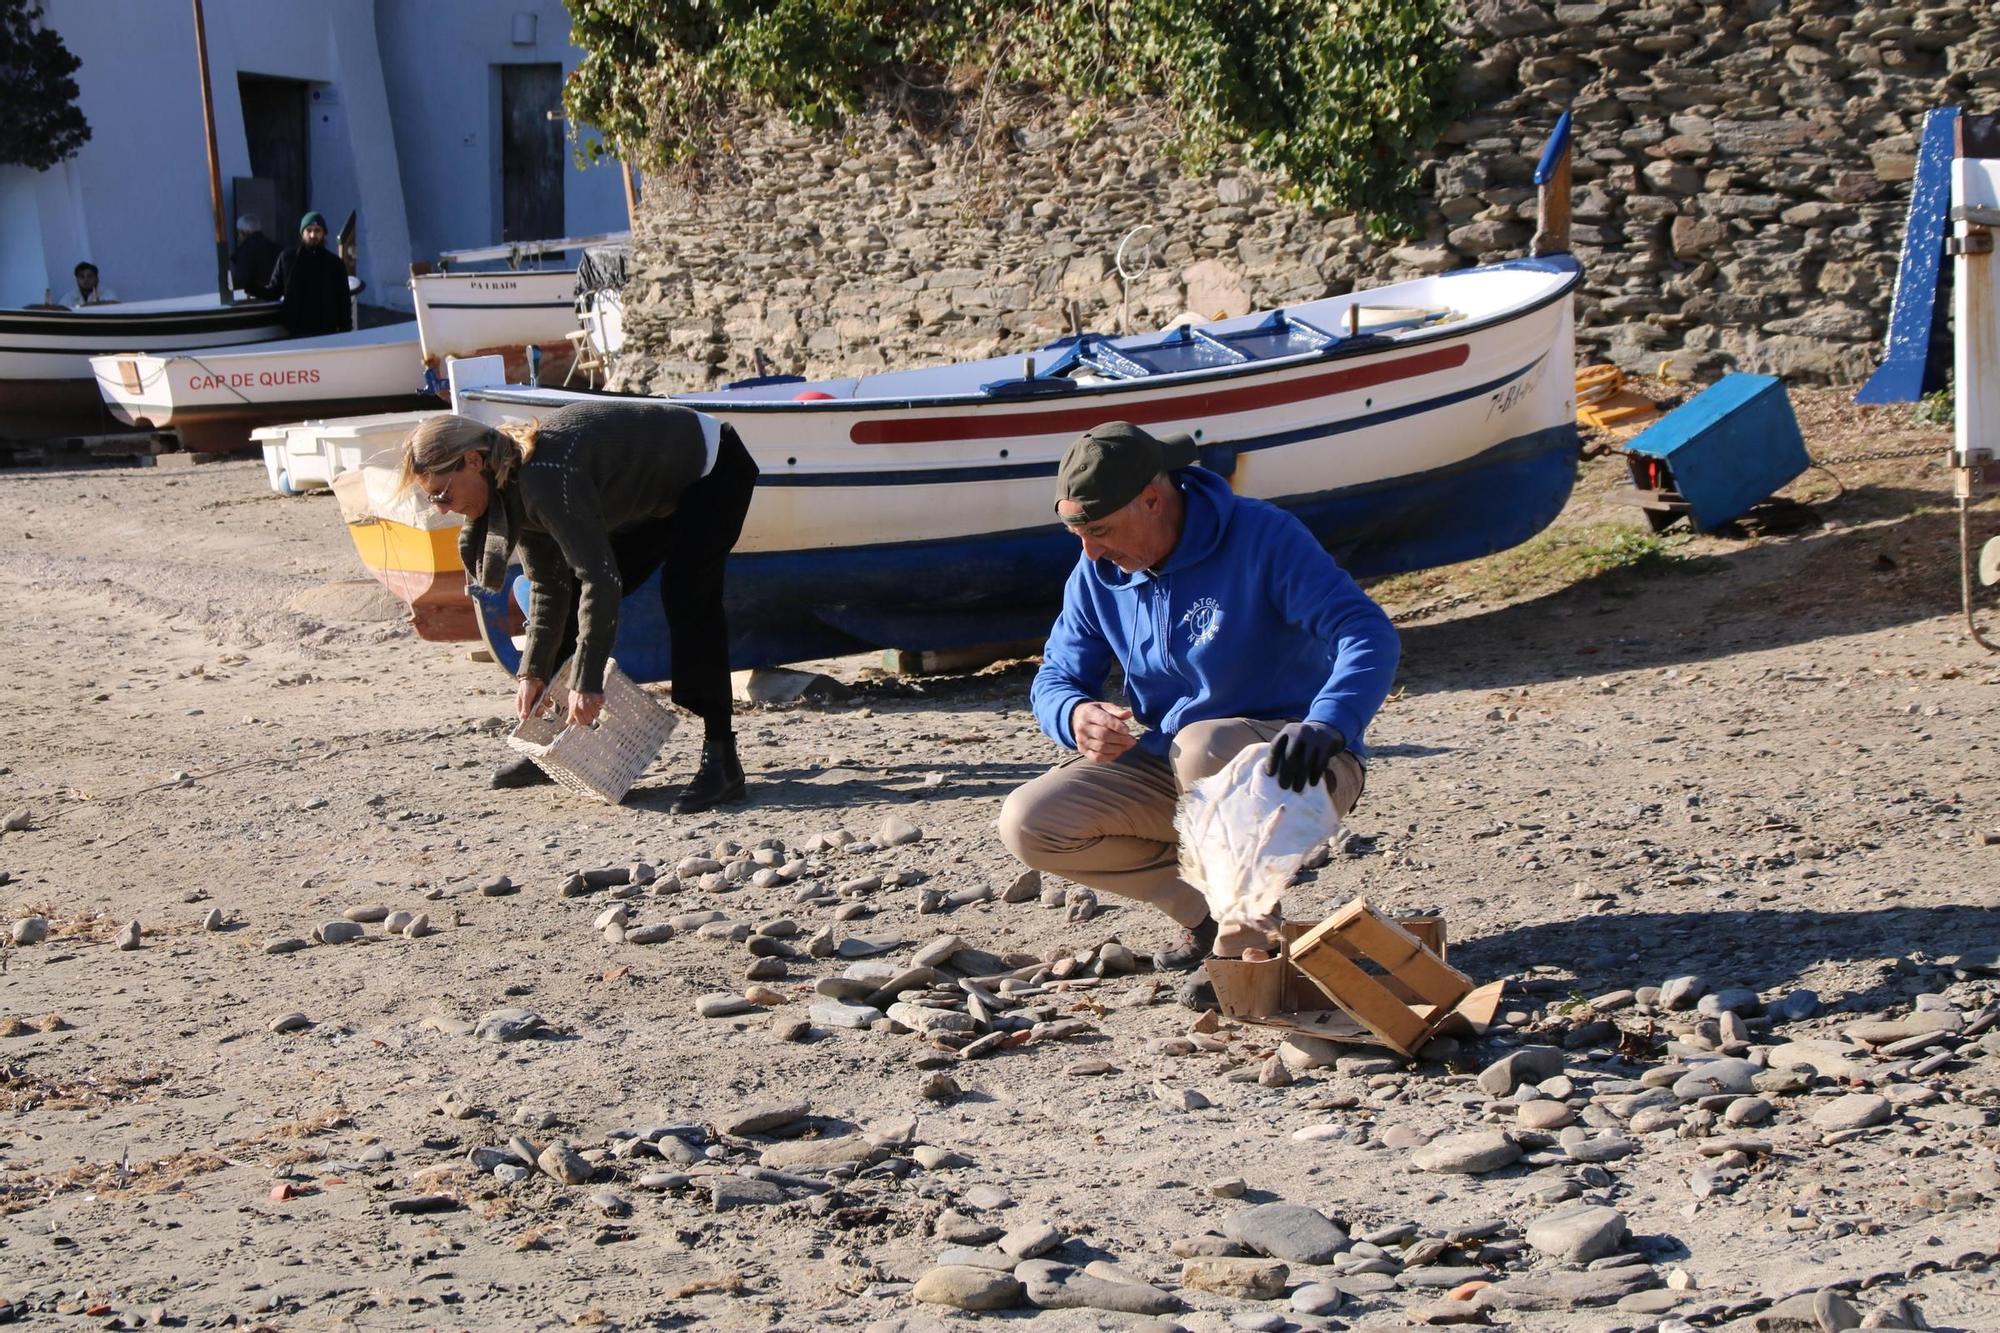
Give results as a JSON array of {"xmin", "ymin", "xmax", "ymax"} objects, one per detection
[{"xmin": 1055, "ymin": 421, "xmax": 1199, "ymax": 525}]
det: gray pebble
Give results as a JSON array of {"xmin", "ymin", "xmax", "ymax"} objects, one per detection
[
  {"xmin": 877, "ymin": 815, "xmax": 923, "ymax": 846},
  {"xmin": 720, "ymin": 1100, "xmax": 809, "ymax": 1136},
  {"xmin": 811, "ymin": 999, "xmax": 882, "ymax": 1029},
  {"xmin": 911, "ymin": 1265, "xmax": 1021, "ymax": 1311},
  {"xmin": 1659, "ymin": 975, "xmax": 1709, "ymax": 1010},
  {"xmin": 536, "ymin": 1142, "xmax": 593, "ymax": 1185},
  {"xmin": 471, "ymin": 1008, "xmax": 547, "ymax": 1042},
  {"xmin": 697, "ymin": 993, "xmax": 757, "ymax": 1018}
]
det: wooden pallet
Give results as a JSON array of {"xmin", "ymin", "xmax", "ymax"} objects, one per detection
[
  {"xmin": 1290, "ymin": 899, "xmax": 1473, "ymax": 1056},
  {"xmin": 0, "ymin": 431, "xmax": 169, "ymax": 469}
]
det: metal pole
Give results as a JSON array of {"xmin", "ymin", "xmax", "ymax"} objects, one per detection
[{"xmin": 191, "ymin": 0, "xmax": 232, "ymax": 303}]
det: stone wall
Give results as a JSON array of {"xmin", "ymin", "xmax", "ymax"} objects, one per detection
[{"xmin": 614, "ymin": 0, "xmax": 2000, "ymax": 394}]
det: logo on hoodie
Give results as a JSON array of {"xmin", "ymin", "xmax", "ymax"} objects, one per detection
[{"xmin": 1180, "ymin": 596, "xmax": 1222, "ymax": 648}]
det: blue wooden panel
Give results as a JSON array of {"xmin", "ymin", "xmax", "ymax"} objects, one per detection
[
  {"xmin": 1856, "ymin": 107, "xmax": 1958, "ymax": 405},
  {"xmin": 1623, "ymin": 374, "xmax": 1808, "ymax": 531}
]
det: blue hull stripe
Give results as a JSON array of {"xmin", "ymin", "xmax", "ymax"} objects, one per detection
[{"xmin": 473, "ymin": 420, "xmax": 1580, "ymax": 680}]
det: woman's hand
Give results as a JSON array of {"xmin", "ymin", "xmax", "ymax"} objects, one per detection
[
  {"xmin": 566, "ymin": 691, "xmax": 605, "ymax": 727},
  {"xmin": 515, "ymin": 676, "xmax": 547, "ymax": 722}
]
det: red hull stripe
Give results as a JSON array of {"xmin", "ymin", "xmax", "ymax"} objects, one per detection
[{"xmin": 848, "ymin": 342, "xmax": 1473, "ymax": 446}]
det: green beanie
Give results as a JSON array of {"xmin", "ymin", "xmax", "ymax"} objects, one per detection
[{"xmin": 300, "ymin": 211, "xmax": 326, "ymax": 234}]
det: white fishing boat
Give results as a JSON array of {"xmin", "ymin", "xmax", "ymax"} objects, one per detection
[
  {"xmin": 454, "ymin": 252, "xmax": 1580, "ymax": 680},
  {"xmin": 408, "ymin": 231, "xmax": 629, "ymax": 385},
  {"xmin": 0, "ymin": 293, "xmax": 285, "ymax": 437},
  {"xmin": 90, "ymin": 323, "xmax": 436, "ymax": 453},
  {"xmin": 409, "ymin": 267, "xmax": 582, "ymax": 383},
  {"xmin": 418, "ymin": 119, "xmax": 1582, "ymax": 676}
]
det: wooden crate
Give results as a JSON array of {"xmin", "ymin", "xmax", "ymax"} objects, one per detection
[
  {"xmin": 1289, "ymin": 899, "xmax": 1473, "ymax": 1056},
  {"xmin": 1205, "ymin": 914, "xmax": 1445, "ymax": 1024}
]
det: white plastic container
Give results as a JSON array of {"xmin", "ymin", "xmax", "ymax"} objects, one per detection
[{"xmin": 253, "ymin": 409, "xmax": 445, "ymax": 495}]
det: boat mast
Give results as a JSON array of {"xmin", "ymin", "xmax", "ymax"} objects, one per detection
[
  {"xmin": 1530, "ymin": 110, "xmax": 1573, "ymax": 258},
  {"xmin": 191, "ymin": 0, "xmax": 233, "ymax": 304},
  {"xmin": 619, "ymin": 147, "xmax": 639, "ymax": 230}
]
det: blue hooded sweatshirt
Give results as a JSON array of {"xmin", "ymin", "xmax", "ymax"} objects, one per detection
[{"xmin": 1030, "ymin": 467, "xmax": 1400, "ymax": 759}]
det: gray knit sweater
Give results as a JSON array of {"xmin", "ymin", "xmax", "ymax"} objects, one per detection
[{"xmin": 460, "ymin": 400, "xmax": 711, "ymax": 693}]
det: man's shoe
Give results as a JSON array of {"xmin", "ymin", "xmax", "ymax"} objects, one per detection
[
  {"xmin": 673, "ymin": 733, "xmax": 746, "ymax": 814},
  {"xmin": 1153, "ymin": 914, "xmax": 1218, "ymax": 972},
  {"xmin": 491, "ymin": 754, "xmax": 553, "ymax": 789}
]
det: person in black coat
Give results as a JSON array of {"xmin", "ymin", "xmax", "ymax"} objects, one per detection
[
  {"xmin": 229, "ymin": 214, "xmax": 282, "ymax": 300},
  {"xmin": 269, "ymin": 211, "xmax": 351, "ymax": 336}
]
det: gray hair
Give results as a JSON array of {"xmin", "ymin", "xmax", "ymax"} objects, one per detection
[{"xmin": 235, "ymin": 213, "xmax": 261, "ymax": 233}]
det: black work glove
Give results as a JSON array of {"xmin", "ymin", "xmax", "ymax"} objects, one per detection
[{"xmin": 1266, "ymin": 721, "xmax": 1347, "ymax": 793}]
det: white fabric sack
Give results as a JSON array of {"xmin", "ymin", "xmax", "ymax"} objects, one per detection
[{"xmin": 1176, "ymin": 741, "xmax": 1340, "ymax": 954}]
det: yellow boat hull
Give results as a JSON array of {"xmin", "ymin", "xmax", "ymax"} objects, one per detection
[{"xmin": 344, "ymin": 517, "xmax": 481, "ymax": 642}]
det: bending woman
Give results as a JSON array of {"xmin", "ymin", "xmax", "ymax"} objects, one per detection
[{"xmin": 401, "ymin": 401, "xmax": 758, "ymax": 812}]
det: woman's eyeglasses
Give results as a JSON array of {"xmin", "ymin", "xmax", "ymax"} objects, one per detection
[{"xmin": 418, "ymin": 459, "xmax": 462, "ymax": 505}]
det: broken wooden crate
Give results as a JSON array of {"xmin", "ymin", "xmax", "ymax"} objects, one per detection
[{"xmin": 1205, "ymin": 898, "xmax": 1502, "ymax": 1056}]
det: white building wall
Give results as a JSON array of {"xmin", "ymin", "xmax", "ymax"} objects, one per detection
[
  {"xmin": 1, "ymin": 0, "xmax": 627, "ymax": 312},
  {"xmin": 5, "ymin": 0, "xmax": 413, "ymax": 308},
  {"xmin": 373, "ymin": 0, "xmax": 630, "ymax": 264}
]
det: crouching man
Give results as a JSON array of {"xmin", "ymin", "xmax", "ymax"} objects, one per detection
[{"xmin": 997, "ymin": 421, "xmax": 1400, "ymax": 978}]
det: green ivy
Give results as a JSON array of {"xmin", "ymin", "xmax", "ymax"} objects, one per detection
[
  {"xmin": 0, "ymin": 0, "xmax": 90, "ymax": 171},
  {"xmin": 563, "ymin": 0, "xmax": 1464, "ymax": 237}
]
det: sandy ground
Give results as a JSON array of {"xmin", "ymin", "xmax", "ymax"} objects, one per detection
[{"xmin": 0, "ymin": 391, "xmax": 1997, "ymax": 1332}]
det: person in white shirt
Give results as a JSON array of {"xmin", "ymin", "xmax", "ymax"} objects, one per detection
[{"xmin": 62, "ymin": 262, "xmax": 119, "ymax": 307}]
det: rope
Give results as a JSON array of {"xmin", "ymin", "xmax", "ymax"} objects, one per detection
[
  {"xmin": 91, "ymin": 351, "xmax": 264, "ymax": 407},
  {"xmin": 1584, "ymin": 441, "xmax": 1944, "ymax": 468},
  {"xmin": 1961, "ymin": 497, "xmax": 2000, "ymax": 653}
]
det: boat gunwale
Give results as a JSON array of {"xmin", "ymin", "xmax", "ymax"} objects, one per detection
[
  {"xmin": 0, "ymin": 305, "xmax": 285, "ymax": 341},
  {"xmin": 462, "ymin": 255, "xmax": 1581, "ymax": 419}
]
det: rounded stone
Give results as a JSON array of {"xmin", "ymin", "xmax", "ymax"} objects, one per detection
[
  {"xmin": 911, "ymin": 1265, "xmax": 1022, "ymax": 1311},
  {"xmin": 1811, "ymin": 1092, "xmax": 1892, "ymax": 1133},
  {"xmin": 1411, "ymin": 1131, "xmax": 1520, "ymax": 1175}
]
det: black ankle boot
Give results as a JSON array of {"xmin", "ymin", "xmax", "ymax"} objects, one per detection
[
  {"xmin": 673, "ymin": 732, "xmax": 746, "ymax": 814},
  {"xmin": 491, "ymin": 754, "xmax": 554, "ymax": 789}
]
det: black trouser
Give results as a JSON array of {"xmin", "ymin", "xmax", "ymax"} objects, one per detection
[{"xmin": 555, "ymin": 425, "xmax": 758, "ymax": 730}]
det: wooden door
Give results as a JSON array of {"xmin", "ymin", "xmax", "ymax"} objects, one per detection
[
  {"xmin": 238, "ymin": 75, "xmax": 310, "ymax": 233},
  {"xmin": 500, "ymin": 63, "xmax": 564, "ymax": 244}
]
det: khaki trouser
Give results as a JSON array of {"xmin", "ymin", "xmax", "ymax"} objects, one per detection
[{"xmin": 995, "ymin": 717, "xmax": 1365, "ymax": 931}]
